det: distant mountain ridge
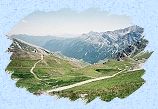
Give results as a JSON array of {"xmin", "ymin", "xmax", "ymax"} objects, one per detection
[{"xmin": 10, "ymin": 25, "xmax": 148, "ymax": 64}]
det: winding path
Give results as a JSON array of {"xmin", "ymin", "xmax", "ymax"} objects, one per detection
[
  {"xmin": 46, "ymin": 69, "xmax": 126, "ymax": 93},
  {"xmin": 30, "ymin": 50, "xmax": 44, "ymax": 81},
  {"xmin": 29, "ymin": 48, "xmax": 142, "ymax": 93}
]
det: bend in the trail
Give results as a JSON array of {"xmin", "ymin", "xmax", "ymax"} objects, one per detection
[{"xmin": 30, "ymin": 49, "xmax": 44, "ymax": 81}]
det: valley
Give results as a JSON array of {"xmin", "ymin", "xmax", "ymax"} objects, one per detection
[
  {"xmin": 6, "ymin": 26, "xmax": 153, "ymax": 102},
  {"xmin": 11, "ymin": 25, "xmax": 148, "ymax": 64}
]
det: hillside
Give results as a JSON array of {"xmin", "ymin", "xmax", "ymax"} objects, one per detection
[
  {"xmin": 10, "ymin": 25, "xmax": 148, "ymax": 64},
  {"xmin": 5, "ymin": 38, "xmax": 152, "ymax": 102}
]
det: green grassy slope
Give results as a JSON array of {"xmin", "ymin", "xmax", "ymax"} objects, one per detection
[
  {"xmin": 6, "ymin": 52, "xmax": 93, "ymax": 93},
  {"xmin": 6, "ymin": 39, "xmax": 152, "ymax": 102},
  {"xmin": 54, "ymin": 69, "xmax": 145, "ymax": 102},
  {"xmin": 133, "ymin": 51, "xmax": 153, "ymax": 61}
]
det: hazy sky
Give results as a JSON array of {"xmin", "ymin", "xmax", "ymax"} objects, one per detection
[{"xmin": 8, "ymin": 9, "xmax": 132, "ymax": 37}]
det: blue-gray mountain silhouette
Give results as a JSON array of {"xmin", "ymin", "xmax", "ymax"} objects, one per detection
[{"xmin": 11, "ymin": 25, "xmax": 148, "ymax": 64}]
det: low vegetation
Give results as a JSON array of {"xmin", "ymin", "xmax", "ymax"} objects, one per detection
[
  {"xmin": 6, "ymin": 39, "xmax": 152, "ymax": 102},
  {"xmin": 54, "ymin": 70, "xmax": 145, "ymax": 103}
]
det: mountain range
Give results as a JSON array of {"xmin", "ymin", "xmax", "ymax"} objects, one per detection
[{"xmin": 10, "ymin": 25, "xmax": 148, "ymax": 64}]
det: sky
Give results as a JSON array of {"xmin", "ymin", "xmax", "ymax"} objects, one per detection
[
  {"xmin": 8, "ymin": 8, "xmax": 132, "ymax": 37},
  {"xmin": 1, "ymin": 0, "xmax": 158, "ymax": 109}
]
